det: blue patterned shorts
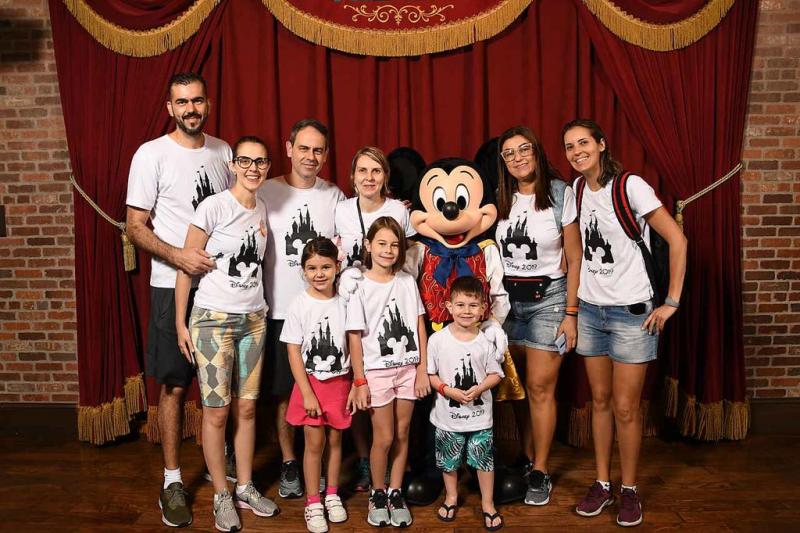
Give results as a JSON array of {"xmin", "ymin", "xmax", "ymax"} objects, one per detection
[{"xmin": 435, "ymin": 427, "xmax": 494, "ymax": 472}]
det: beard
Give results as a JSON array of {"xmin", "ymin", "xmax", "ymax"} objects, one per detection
[{"xmin": 174, "ymin": 112, "xmax": 207, "ymax": 135}]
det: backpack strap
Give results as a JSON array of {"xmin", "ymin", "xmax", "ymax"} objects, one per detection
[{"xmin": 549, "ymin": 178, "xmax": 568, "ymax": 233}]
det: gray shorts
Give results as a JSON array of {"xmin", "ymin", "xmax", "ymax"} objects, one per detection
[{"xmin": 503, "ymin": 277, "xmax": 567, "ymax": 352}]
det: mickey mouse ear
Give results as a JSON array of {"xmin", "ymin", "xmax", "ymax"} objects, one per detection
[
  {"xmin": 473, "ymin": 137, "xmax": 500, "ymax": 194},
  {"xmin": 388, "ymin": 147, "xmax": 426, "ymax": 203}
]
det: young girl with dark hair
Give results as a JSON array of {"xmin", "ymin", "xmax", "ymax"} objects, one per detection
[{"xmin": 562, "ymin": 119, "xmax": 687, "ymax": 527}]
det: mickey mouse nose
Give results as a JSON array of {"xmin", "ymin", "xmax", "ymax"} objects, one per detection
[{"xmin": 442, "ymin": 201, "xmax": 460, "ymax": 221}]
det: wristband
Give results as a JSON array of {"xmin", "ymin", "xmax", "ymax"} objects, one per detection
[
  {"xmin": 354, "ymin": 377, "xmax": 368, "ymax": 387},
  {"xmin": 565, "ymin": 312, "xmax": 578, "ymax": 317},
  {"xmin": 665, "ymin": 296, "xmax": 680, "ymax": 308},
  {"xmin": 566, "ymin": 306, "xmax": 579, "ymax": 313},
  {"xmin": 437, "ymin": 383, "xmax": 447, "ymax": 396}
]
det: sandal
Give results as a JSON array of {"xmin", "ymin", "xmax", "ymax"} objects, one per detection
[
  {"xmin": 483, "ymin": 511, "xmax": 504, "ymax": 531},
  {"xmin": 437, "ymin": 502, "xmax": 457, "ymax": 522}
]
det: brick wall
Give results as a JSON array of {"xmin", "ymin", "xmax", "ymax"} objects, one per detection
[
  {"xmin": 741, "ymin": 0, "xmax": 800, "ymax": 399},
  {"xmin": 0, "ymin": 1, "xmax": 798, "ymax": 404},
  {"xmin": 0, "ymin": 0, "xmax": 78, "ymax": 403}
]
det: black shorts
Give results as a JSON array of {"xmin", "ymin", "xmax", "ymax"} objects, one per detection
[
  {"xmin": 263, "ymin": 318, "xmax": 294, "ymax": 397},
  {"xmin": 146, "ymin": 287, "xmax": 196, "ymax": 388}
]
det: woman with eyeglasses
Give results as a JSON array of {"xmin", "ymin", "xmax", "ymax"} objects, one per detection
[
  {"xmin": 334, "ymin": 146, "xmax": 415, "ymax": 492},
  {"xmin": 562, "ymin": 119, "xmax": 686, "ymax": 528},
  {"xmin": 175, "ymin": 136, "xmax": 279, "ymax": 532},
  {"xmin": 494, "ymin": 126, "xmax": 582, "ymax": 508}
]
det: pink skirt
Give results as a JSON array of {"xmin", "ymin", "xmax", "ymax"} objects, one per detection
[{"xmin": 286, "ymin": 373, "xmax": 353, "ymax": 429}]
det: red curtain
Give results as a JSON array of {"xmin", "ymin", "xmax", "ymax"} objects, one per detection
[{"xmin": 49, "ymin": 0, "xmax": 755, "ymax": 444}]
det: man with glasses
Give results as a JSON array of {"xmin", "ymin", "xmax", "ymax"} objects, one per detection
[
  {"xmin": 258, "ymin": 119, "xmax": 345, "ymax": 499},
  {"xmin": 126, "ymin": 72, "xmax": 232, "ymax": 528}
]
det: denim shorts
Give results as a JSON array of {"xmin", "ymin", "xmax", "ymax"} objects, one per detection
[
  {"xmin": 504, "ymin": 277, "xmax": 567, "ymax": 352},
  {"xmin": 576, "ymin": 300, "xmax": 658, "ymax": 364}
]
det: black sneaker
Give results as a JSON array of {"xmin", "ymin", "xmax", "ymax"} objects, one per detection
[
  {"xmin": 388, "ymin": 489, "xmax": 412, "ymax": 527},
  {"xmin": 278, "ymin": 459, "xmax": 303, "ymax": 498},
  {"xmin": 524, "ymin": 469, "xmax": 552, "ymax": 506},
  {"xmin": 367, "ymin": 489, "xmax": 390, "ymax": 527},
  {"xmin": 159, "ymin": 482, "xmax": 192, "ymax": 527}
]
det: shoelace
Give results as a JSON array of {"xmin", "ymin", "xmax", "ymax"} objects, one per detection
[
  {"xmin": 217, "ymin": 495, "xmax": 235, "ymax": 514},
  {"xmin": 370, "ymin": 491, "xmax": 388, "ymax": 509},
  {"xmin": 388, "ymin": 490, "xmax": 405, "ymax": 510},
  {"xmin": 241, "ymin": 483, "xmax": 259, "ymax": 501},
  {"xmin": 529, "ymin": 471, "xmax": 547, "ymax": 490},
  {"xmin": 166, "ymin": 487, "xmax": 187, "ymax": 508},
  {"xmin": 620, "ymin": 490, "xmax": 638, "ymax": 510},
  {"xmin": 589, "ymin": 483, "xmax": 608, "ymax": 499}
]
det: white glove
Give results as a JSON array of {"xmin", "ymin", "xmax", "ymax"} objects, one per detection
[
  {"xmin": 480, "ymin": 319, "xmax": 508, "ymax": 363},
  {"xmin": 338, "ymin": 266, "xmax": 364, "ymax": 302}
]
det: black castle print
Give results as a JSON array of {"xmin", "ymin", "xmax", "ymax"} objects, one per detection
[
  {"xmin": 584, "ymin": 212, "xmax": 614, "ymax": 264},
  {"xmin": 228, "ymin": 227, "xmax": 262, "ymax": 278},
  {"xmin": 449, "ymin": 357, "xmax": 483, "ymax": 408},
  {"xmin": 501, "ymin": 214, "xmax": 537, "ymax": 260},
  {"xmin": 348, "ymin": 240, "xmax": 364, "ymax": 267},
  {"xmin": 378, "ymin": 300, "xmax": 417, "ymax": 357},
  {"xmin": 305, "ymin": 317, "xmax": 344, "ymax": 374},
  {"xmin": 192, "ymin": 166, "xmax": 216, "ymax": 210},
  {"xmin": 285, "ymin": 205, "xmax": 321, "ymax": 255}
]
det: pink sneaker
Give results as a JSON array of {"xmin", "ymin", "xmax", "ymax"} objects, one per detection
[
  {"xmin": 575, "ymin": 481, "xmax": 614, "ymax": 517},
  {"xmin": 616, "ymin": 487, "xmax": 643, "ymax": 527}
]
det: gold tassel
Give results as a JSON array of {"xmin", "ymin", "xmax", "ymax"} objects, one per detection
[
  {"xmin": 581, "ymin": 0, "xmax": 735, "ymax": 51},
  {"xmin": 123, "ymin": 373, "xmax": 146, "ymax": 415},
  {"xmin": 77, "ymin": 396, "xmax": 131, "ymax": 445},
  {"xmin": 567, "ymin": 402, "xmax": 592, "ymax": 448},
  {"xmin": 496, "ymin": 349, "xmax": 526, "ymax": 401},
  {"xmin": 144, "ymin": 401, "xmax": 203, "ymax": 443},
  {"xmin": 121, "ymin": 231, "xmax": 136, "ymax": 272},
  {"xmin": 62, "ymin": 0, "xmax": 220, "ymax": 57},
  {"xmin": 663, "ymin": 376, "xmax": 679, "ymax": 418},
  {"xmin": 697, "ymin": 400, "xmax": 724, "ymax": 441},
  {"xmin": 261, "ymin": 0, "xmax": 533, "ymax": 57},
  {"xmin": 723, "ymin": 399, "xmax": 750, "ymax": 440},
  {"xmin": 680, "ymin": 393, "xmax": 697, "ymax": 437}
]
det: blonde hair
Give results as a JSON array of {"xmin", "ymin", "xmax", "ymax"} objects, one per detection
[{"xmin": 350, "ymin": 146, "xmax": 391, "ymax": 198}]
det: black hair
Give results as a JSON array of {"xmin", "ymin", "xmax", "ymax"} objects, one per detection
[
  {"xmin": 288, "ymin": 118, "xmax": 330, "ymax": 149},
  {"xmin": 449, "ymin": 276, "xmax": 484, "ymax": 301},
  {"xmin": 167, "ymin": 72, "xmax": 207, "ymax": 98},
  {"xmin": 561, "ymin": 118, "xmax": 623, "ymax": 187},
  {"xmin": 301, "ymin": 237, "xmax": 339, "ymax": 268},
  {"xmin": 232, "ymin": 135, "xmax": 268, "ymax": 158}
]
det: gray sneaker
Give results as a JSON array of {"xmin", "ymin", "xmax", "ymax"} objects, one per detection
[
  {"xmin": 213, "ymin": 490, "xmax": 241, "ymax": 532},
  {"xmin": 234, "ymin": 480, "xmax": 279, "ymax": 517},
  {"xmin": 158, "ymin": 482, "xmax": 192, "ymax": 527},
  {"xmin": 388, "ymin": 489, "xmax": 413, "ymax": 527},
  {"xmin": 367, "ymin": 489, "xmax": 390, "ymax": 527},
  {"xmin": 279, "ymin": 460, "xmax": 304, "ymax": 498},
  {"xmin": 524, "ymin": 470, "xmax": 552, "ymax": 506}
]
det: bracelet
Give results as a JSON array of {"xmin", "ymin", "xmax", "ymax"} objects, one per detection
[
  {"xmin": 565, "ymin": 312, "xmax": 578, "ymax": 317},
  {"xmin": 565, "ymin": 306, "xmax": 579, "ymax": 313},
  {"xmin": 665, "ymin": 296, "xmax": 680, "ymax": 308},
  {"xmin": 438, "ymin": 383, "xmax": 447, "ymax": 396},
  {"xmin": 353, "ymin": 377, "xmax": 368, "ymax": 387}
]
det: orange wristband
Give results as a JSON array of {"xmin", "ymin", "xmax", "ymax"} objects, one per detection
[
  {"xmin": 438, "ymin": 383, "xmax": 447, "ymax": 396},
  {"xmin": 354, "ymin": 377, "xmax": 368, "ymax": 387}
]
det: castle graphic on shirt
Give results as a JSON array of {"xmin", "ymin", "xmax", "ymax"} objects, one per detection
[
  {"xmin": 378, "ymin": 299, "xmax": 417, "ymax": 357},
  {"xmin": 304, "ymin": 317, "xmax": 344, "ymax": 374},
  {"xmin": 584, "ymin": 212, "xmax": 614, "ymax": 264},
  {"xmin": 347, "ymin": 240, "xmax": 364, "ymax": 267},
  {"xmin": 285, "ymin": 205, "xmax": 320, "ymax": 256},
  {"xmin": 449, "ymin": 356, "xmax": 483, "ymax": 408},
  {"xmin": 500, "ymin": 213, "xmax": 537, "ymax": 260},
  {"xmin": 228, "ymin": 226, "xmax": 262, "ymax": 278},
  {"xmin": 192, "ymin": 166, "xmax": 216, "ymax": 210}
]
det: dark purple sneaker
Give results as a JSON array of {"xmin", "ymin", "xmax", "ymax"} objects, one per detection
[
  {"xmin": 616, "ymin": 488, "xmax": 643, "ymax": 527},
  {"xmin": 575, "ymin": 481, "xmax": 614, "ymax": 517}
]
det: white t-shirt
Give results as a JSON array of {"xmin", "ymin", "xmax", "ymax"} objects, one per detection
[
  {"xmin": 335, "ymin": 197, "xmax": 416, "ymax": 268},
  {"xmin": 495, "ymin": 188, "xmax": 577, "ymax": 279},
  {"xmin": 191, "ymin": 190, "xmax": 267, "ymax": 314},
  {"xmin": 258, "ymin": 176, "xmax": 345, "ymax": 319},
  {"xmin": 578, "ymin": 175, "xmax": 662, "ymax": 305},
  {"xmin": 126, "ymin": 134, "xmax": 233, "ymax": 288},
  {"xmin": 427, "ymin": 326, "xmax": 504, "ymax": 432},
  {"xmin": 345, "ymin": 271, "xmax": 425, "ymax": 371},
  {"xmin": 280, "ymin": 292, "xmax": 350, "ymax": 381}
]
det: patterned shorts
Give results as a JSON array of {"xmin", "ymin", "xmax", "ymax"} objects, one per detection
[
  {"xmin": 190, "ymin": 306, "xmax": 266, "ymax": 407},
  {"xmin": 435, "ymin": 427, "xmax": 494, "ymax": 472}
]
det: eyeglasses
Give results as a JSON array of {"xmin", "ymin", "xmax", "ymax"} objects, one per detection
[
  {"xmin": 500, "ymin": 143, "xmax": 534, "ymax": 162},
  {"xmin": 234, "ymin": 156, "xmax": 270, "ymax": 170}
]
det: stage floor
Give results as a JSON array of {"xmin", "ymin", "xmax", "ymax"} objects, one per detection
[{"xmin": 2, "ymin": 418, "xmax": 799, "ymax": 532}]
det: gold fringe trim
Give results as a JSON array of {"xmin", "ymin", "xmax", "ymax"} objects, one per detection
[
  {"xmin": 77, "ymin": 373, "xmax": 149, "ymax": 445},
  {"xmin": 581, "ymin": 0, "xmax": 735, "ymax": 51},
  {"xmin": 663, "ymin": 376, "xmax": 679, "ymax": 418},
  {"xmin": 723, "ymin": 399, "xmax": 750, "ymax": 440},
  {"xmin": 143, "ymin": 401, "xmax": 203, "ymax": 444},
  {"xmin": 668, "ymin": 376, "xmax": 750, "ymax": 441},
  {"xmin": 262, "ymin": 0, "xmax": 533, "ymax": 57},
  {"xmin": 62, "ymin": 0, "xmax": 220, "ymax": 57}
]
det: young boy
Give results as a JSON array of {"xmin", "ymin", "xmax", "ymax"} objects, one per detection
[{"xmin": 427, "ymin": 276, "xmax": 505, "ymax": 531}]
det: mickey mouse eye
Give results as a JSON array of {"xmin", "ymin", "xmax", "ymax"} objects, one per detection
[
  {"xmin": 455, "ymin": 184, "xmax": 470, "ymax": 210},
  {"xmin": 433, "ymin": 187, "xmax": 447, "ymax": 212}
]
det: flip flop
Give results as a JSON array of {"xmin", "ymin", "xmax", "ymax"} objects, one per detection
[
  {"xmin": 437, "ymin": 502, "xmax": 457, "ymax": 522},
  {"xmin": 483, "ymin": 511, "xmax": 504, "ymax": 531}
]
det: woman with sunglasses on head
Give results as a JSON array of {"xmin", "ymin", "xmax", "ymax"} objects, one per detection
[
  {"xmin": 175, "ymin": 136, "xmax": 279, "ymax": 532},
  {"xmin": 562, "ymin": 119, "xmax": 686, "ymax": 527},
  {"xmin": 334, "ymin": 146, "xmax": 415, "ymax": 492},
  {"xmin": 494, "ymin": 126, "xmax": 582, "ymax": 508}
]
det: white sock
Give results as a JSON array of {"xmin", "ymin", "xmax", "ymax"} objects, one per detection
[
  {"xmin": 164, "ymin": 467, "xmax": 182, "ymax": 489},
  {"xmin": 388, "ymin": 487, "xmax": 400, "ymax": 495},
  {"xmin": 597, "ymin": 479, "xmax": 611, "ymax": 491},
  {"xmin": 621, "ymin": 484, "xmax": 638, "ymax": 493}
]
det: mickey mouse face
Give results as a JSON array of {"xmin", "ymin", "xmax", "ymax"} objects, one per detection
[{"xmin": 411, "ymin": 164, "xmax": 497, "ymax": 249}]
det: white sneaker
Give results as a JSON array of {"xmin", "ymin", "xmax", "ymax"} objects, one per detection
[
  {"xmin": 304, "ymin": 502, "xmax": 328, "ymax": 533},
  {"xmin": 324, "ymin": 494, "xmax": 348, "ymax": 523}
]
